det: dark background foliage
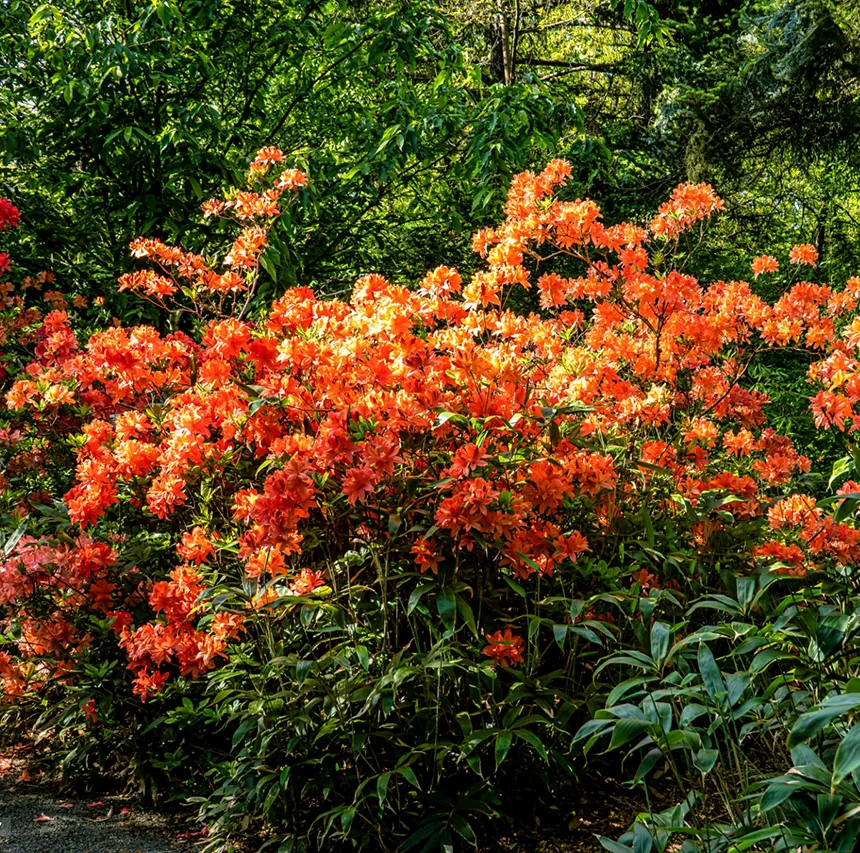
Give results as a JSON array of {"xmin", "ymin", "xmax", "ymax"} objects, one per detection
[{"xmin": 3, "ymin": 0, "xmax": 859, "ymax": 302}]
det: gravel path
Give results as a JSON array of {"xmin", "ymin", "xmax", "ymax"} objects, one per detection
[{"xmin": 0, "ymin": 757, "xmax": 205, "ymax": 853}]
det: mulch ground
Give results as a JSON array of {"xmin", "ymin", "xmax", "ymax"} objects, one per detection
[{"xmin": 0, "ymin": 747, "xmax": 205, "ymax": 853}]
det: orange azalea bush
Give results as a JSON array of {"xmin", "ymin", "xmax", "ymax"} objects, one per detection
[{"xmin": 1, "ymin": 152, "xmax": 859, "ymax": 845}]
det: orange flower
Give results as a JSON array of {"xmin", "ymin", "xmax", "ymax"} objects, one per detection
[
  {"xmin": 82, "ymin": 698, "xmax": 98, "ymax": 724},
  {"xmin": 752, "ymin": 541, "xmax": 807, "ymax": 577},
  {"xmin": 131, "ymin": 669, "xmax": 169, "ymax": 701},
  {"xmin": 290, "ymin": 569, "xmax": 326, "ymax": 596},
  {"xmin": 411, "ymin": 539, "xmax": 442, "ymax": 575},
  {"xmin": 447, "ymin": 443, "xmax": 489, "ymax": 479},
  {"xmin": 789, "ymin": 244, "xmax": 818, "ymax": 266},
  {"xmin": 276, "ymin": 168, "xmax": 308, "ymax": 190},
  {"xmin": 537, "ymin": 273, "xmax": 570, "ymax": 309},
  {"xmin": 342, "ymin": 467, "xmax": 377, "ymax": 505},
  {"xmin": 252, "ymin": 146, "xmax": 286, "ymax": 167},
  {"xmin": 482, "ymin": 629, "xmax": 525, "ymax": 667},
  {"xmin": 177, "ymin": 527, "xmax": 217, "ymax": 565},
  {"xmin": 751, "ymin": 255, "xmax": 778, "ymax": 277}
]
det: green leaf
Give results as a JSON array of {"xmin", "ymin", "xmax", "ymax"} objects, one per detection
[
  {"xmin": 450, "ymin": 814, "xmax": 475, "ymax": 842},
  {"xmin": 396, "ymin": 765, "xmax": 420, "ymax": 789},
  {"xmin": 833, "ymin": 723, "xmax": 860, "ymax": 787},
  {"xmin": 407, "ymin": 583, "xmax": 434, "ymax": 615},
  {"xmin": 789, "ymin": 694, "xmax": 860, "ymax": 747},
  {"xmin": 698, "ymin": 643, "xmax": 726, "ymax": 705},
  {"xmin": 3, "ymin": 522, "xmax": 27, "ymax": 557},
  {"xmin": 296, "ymin": 660, "xmax": 311, "ymax": 686},
  {"xmin": 573, "ymin": 718, "xmax": 613, "ymax": 744},
  {"xmin": 609, "ymin": 718, "xmax": 653, "ymax": 750},
  {"xmin": 456, "ymin": 711, "xmax": 473, "ymax": 739},
  {"xmin": 340, "ymin": 807, "xmax": 355, "ymax": 833},
  {"xmin": 829, "ymin": 455, "xmax": 853, "ymax": 488},
  {"xmin": 456, "ymin": 594, "xmax": 478, "ymax": 637},
  {"xmin": 598, "ymin": 838, "xmax": 634, "ymax": 853},
  {"xmin": 750, "ymin": 649, "xmax": 796, "ymax": 674},
  {"xmin": 834, "ymin": 494, "xmax": 860, "ymax": 524},
  {"xmin": 641, "ymin": 505, "xmax": 655, "ymax": 548},
  {"xmin": 514, "ymin": 728, "xmax": 548, "ymax": 761},
  {"xmin": 633, "ymin": 747, "xmax": 663, "ymax": 784},
  {"xmin": 637, "ymin": 460, "xmax": 674, "ymax": 476},
  {"xmin": 693, "ymin": 748, "xmax": 719, "ymax": 774},
  {"xmin": 791, "ymin": 744, "xmax": 826, "ymax": 769},
  {"xmin": 232, "ymin": 717, "xmax": 255, "ymax": 747},
  {"xmin": 515, "ymin": 551, "xmax": 544, "ymax": 576},
  {"xmin": 437, "ymin": 587, "xmax": 457, "ymax": 634},
  {"xmin": 248, "ymin": 397, "xmax": 266, "ymax": 416},
  {"xmin": 376, "ymin": 772, "xmax": 390, "ymax": 804},
  {"xmin": 650, "ymin": 622, "xmax": 670, "ymax": 664},
  {"xmin": 729, "ymin": 826, "xmax": 785, "ymax": 849},
  {"xmin": 355, "ymin": 644, "xmax": 370, "ymax": 671},
  {"xmin": 632, "ymin": 822, "xmax": 653, "ymax": 853},
  {"xmin": 503, "ymin": 575, "xmax": 527, "ymax": 597},
  {"xmin": 759, "ymin": 780, "xmax": 802, "ymax": 812},
  {"xmin": 736, "ymin": 576, "xmax": 755, "ymax": 611},
  {"xmin": 495, "ymin": 730, "xmax": 513, "ymax": 769}
]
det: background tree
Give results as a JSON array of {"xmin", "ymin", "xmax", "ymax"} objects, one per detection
[{"xmin": 0, "ymin": 0, "xmax": 581, "ymax": 313}]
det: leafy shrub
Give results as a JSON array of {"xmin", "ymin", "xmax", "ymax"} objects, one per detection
[
  {"xmin": 583, "ymin": 512, "xmax": 860, "ymax": 852},
  {"xmin": 2, "ymin": 151, "xmax": 860, "ymax": 849}
]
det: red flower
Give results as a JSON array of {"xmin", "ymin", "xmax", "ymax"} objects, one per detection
[
  {"xmin": 0, "ymin": 198, "xmax": 20, "ymax": 230},
  {"xmin": 82, "ymin": 698, "xmax": 98, "ymax": 725}
]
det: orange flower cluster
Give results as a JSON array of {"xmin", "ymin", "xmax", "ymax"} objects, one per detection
[
  {"xmin": 790, "ymin": 243, "xmax": 818, "ymax": 267},
  {"xmin": 2, "ymin": 157, "xmax": 860, "ymax": 700},
  {"xmin": 121, "ymin": 559, "xmax": 241, "ymax": 700},
  {"xmin": 0, "ymin": 534, "xmax": 118, "ymax": 696},
  {"xmin": 482, "ymin": 629, "xmax": 525, "ymax": 667},
  {"xmin": 0, "ymin": 523, "xmax": 242, "ymax": 701},
  {"xmin": 122, "ymin": 150, "xmax": 307, "ymax": 306},
  {"xmin": 649, "ymin": 182, "xmax": 724, "ymax": 239},
  {"xmin": 807, "ymin": 318, "xmax": 860, "ymax": 432},
  {"xmin": 752, "ymin": 255, "xmax": 778, "ymax": 278},
  {"xmin": 757, "ymin": 486, "xmax": 860, "ymax": 579}
]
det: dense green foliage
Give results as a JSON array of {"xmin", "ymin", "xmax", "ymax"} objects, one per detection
[
  {"xmin": 0, "ymin": 0, "xmax": 578, "ymax": 304},
  {"xmin": 4, "ymin": 0, "xmax": 859, "ymax": 290}
]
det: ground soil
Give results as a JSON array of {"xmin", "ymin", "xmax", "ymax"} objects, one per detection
[
  {"xmin": 481, "ymin": 771, "xmax": 678, "ymax": 852},
  {"xmin": 0, "ymin": 748, "xmax": 205, "ymax": 853}
]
